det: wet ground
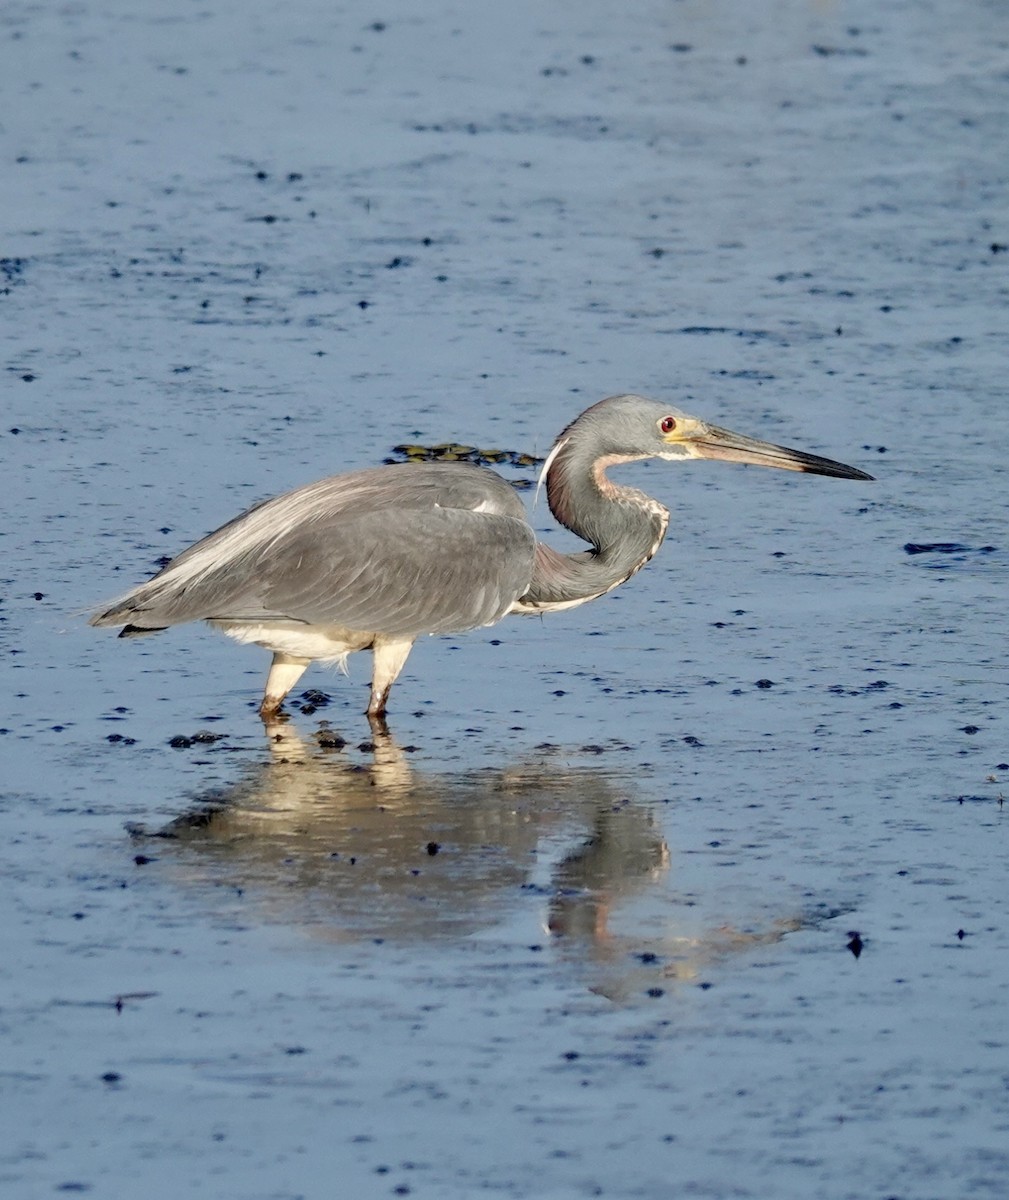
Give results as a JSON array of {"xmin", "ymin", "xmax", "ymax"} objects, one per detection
[{"xmin": 3, "ymin": 0, "xmax": 1009, "ymax": 1196}]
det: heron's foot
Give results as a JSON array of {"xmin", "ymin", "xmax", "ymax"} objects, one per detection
[
  {"xmin": 366, "ymin": 709, "xmax": 391, "ymax": 740},
  {"xmin": 259, "ymin": 697, "xmax": 286, "ymax": 721}
]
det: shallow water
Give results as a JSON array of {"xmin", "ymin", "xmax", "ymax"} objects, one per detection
[{"xmin": 4, "ymin": 0, "xmax": 1009, "ymax": 1196}]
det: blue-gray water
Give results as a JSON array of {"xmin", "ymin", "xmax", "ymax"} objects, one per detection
[{"xmin": 3, "ymin": 1, "xmax": 1008, "ymax": 1196}]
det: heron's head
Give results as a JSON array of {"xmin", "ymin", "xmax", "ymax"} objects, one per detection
[{"xmin": 562, "ymin": 393, "xmax": 874, "ymax": 481}]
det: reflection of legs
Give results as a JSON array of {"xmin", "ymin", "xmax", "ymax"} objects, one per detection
[
  {"xmin": 260, "ymin": 653, "xmax": 311, "ymax": 719},
  {"xmin": 368, "ymin": 636, "xmax": 414, "ymax": 716},
  {"xmin": 262, "ymin": 718, "xmax": 312, "ymax": 760}
]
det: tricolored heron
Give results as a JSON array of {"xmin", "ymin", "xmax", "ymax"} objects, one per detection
[{"xmin": 90, "ymin": 394, "xmax": 873, "ymax": 720}]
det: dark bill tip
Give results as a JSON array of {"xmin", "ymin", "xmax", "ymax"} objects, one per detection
[
  {"xmin": 792, "ymin": 453, "xmax": 875, "ymax": 482},
  {"xmin": 693, "ymin": 426, "xmax": 875, "ymax": 481}
]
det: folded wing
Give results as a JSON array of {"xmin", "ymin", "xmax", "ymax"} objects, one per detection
[{"xmin": 91, "ymin": 463, "xmax": 537, "ymax": 638}]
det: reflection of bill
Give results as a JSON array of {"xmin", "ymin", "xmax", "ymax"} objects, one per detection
[
  {"xmin": 547, "ymin": 807, "xmax": 800, "ymax": 1002},
  {"xmin": 138, "ymin": 723, "xmax": 800, "ymax": 999}
]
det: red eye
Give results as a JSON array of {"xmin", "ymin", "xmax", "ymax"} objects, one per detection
[{"xmin": 660, "ymin": 416, "xmax": 677, "ymax": 434}]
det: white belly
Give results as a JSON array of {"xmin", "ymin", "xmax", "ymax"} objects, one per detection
[{"xmin": 208, "ymin": 620, "xmax": 374, "ymax": 668}]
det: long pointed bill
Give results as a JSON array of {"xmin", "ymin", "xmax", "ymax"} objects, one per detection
[{"xmin": 680, "ymin": 422, "xmax": 874, "ymax": 481}]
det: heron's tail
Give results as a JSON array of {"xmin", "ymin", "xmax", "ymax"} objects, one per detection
[{"xmin": 88, "ymin": 584, "xmax": 174, "ymax": 633}]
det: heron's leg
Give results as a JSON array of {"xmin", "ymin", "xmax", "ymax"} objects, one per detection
[
  {"xmin": 368, "ymin": 636, "xmax": 415, "ymax": 717},
  {"xmin": 260, "ymin": 652, "xmax": 311, "ymax": 719}
]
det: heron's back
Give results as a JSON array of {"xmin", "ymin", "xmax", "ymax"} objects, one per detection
[{"xmin": 90, "ymin": 462, "xmax": 536, "ymax": 638}]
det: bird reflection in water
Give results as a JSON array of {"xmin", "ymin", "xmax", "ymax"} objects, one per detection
[{"xmin": 140, "ymin": 721, "xmax": 800, "ymax": 999}]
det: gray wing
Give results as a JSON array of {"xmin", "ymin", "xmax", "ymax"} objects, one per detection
[
  {"xmin": 91, "ymin": 462, "xmax": 536, "ymax": 637},
  {"xmin": 255, "ymin": 506, "xmax": 535, "ymax": 635}
]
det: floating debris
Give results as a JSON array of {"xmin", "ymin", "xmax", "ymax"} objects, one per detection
[
  {"xmin": 389, "ymin": 441, "xmax": 543, "ymax": 467},
  {"xmin": 386, "ymin": 442, "xmax": 544, "ymax": 487},
  {"xmin": 903, "ymin": 543, "xmax": 1002, "ymax": 571},
  {"xmin": 315, "ymin": 727, "xmax": 347, "ymax": 750},
  {"xmin": 903, "ymin": 542, "xmax": 997, "ymax": 555},
  {"xmin": 168, "ymin": 730, "xmax": 225, "ymax": 748}
]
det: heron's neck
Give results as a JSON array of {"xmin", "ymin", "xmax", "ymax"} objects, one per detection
[{"xmin": 517, "ymin": 437, "xmax": 669, "ymax": 612}]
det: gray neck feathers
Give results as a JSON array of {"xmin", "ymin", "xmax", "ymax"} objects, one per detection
[{"xmin": 518, "ymin": 434, "xmax": 669, "ymax": 610}]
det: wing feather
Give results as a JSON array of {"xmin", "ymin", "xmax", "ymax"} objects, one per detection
[
  {"xmin": 91, "ymin": 463, "xmax": 536, "ymax": 638},
  {"xmin": 258, "ymin": 508, "xmax": 535, "ymax": 635}
]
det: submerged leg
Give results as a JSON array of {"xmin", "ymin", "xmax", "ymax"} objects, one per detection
[
  {"xmin": 260, "ymin": 652, "xmax": 311, "ymax": 718},
  {"xmin": 368, "ymin": 636, "xmax": 415, "ymax": 717}
]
